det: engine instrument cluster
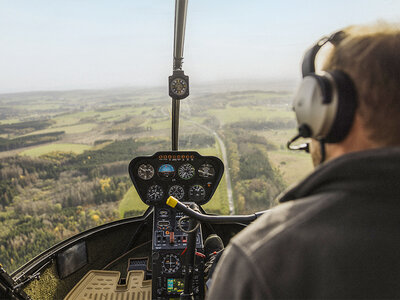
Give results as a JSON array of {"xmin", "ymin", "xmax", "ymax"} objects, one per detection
[{"xmin": 129, "ymin": 151, "xmax": 224, "ymax": 206}]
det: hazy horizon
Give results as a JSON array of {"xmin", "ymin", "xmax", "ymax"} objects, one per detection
[
  {"xmin": 1, "ymin": 0, "xmax": 399, "ymax": 93},
  {"xmin": 0, "ymin": 78, "xmax": 299, "ymax": 96}
]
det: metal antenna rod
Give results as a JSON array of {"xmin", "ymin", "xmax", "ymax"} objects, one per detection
[{"xmin": 171, "ymin": 0, "xmax": 188, "ymax": 151}]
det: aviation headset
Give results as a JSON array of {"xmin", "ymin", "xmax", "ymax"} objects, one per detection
[{"xmin": 288, "ymin": 31, "xmax": 358, "ymax": 153}]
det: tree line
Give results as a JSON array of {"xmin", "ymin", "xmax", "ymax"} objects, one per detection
[
  {"xmin": 228, "ymin": 119, "xmax": 296, "ymax": 131},
  {"xmin": 0, "ymin": 120, "xmax": 53, "ymax": 135},
  {"xmin": 0, "ymin": 131, "xmax": 64, "ymax": 152}
]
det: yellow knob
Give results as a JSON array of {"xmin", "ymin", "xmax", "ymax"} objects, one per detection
[{"xmin": 166, "ymin": 196, "xmax": 178, "ymax": 208}]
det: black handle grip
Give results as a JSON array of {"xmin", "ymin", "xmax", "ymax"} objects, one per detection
[{"xmin": 166, "ymin": 196, "xmax": 268, "ymax": 224}]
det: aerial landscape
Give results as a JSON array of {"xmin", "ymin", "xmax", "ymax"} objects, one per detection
[{"xmin": 0, "ymin": 85, "xmax": 313, "ymax": 272}]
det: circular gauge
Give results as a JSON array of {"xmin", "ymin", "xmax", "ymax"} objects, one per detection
[
  {"xmin": 188, "ymin": 185, "xmax": 206, "ymax": 202},
  {"xmin": 147, "ymin": 185, "xmax": 164, "ymax": 203},
  {"xmin": 178, "ymin": 163, "xmax": 195, "ymax": 180},
  {"xmin": 169, "ymin": 185, "xmax": 185, "ymax": 200},
  {"xmin": 162, "ymin": 254, "xmax": 181, "ymax": 274},
  {"xmin": 198, "ymin": 163, "xmax": 215, "ymax": 178},
  {"xmin": 137, "ymin": 164, "xmax": 155, "ymax": 180},
  {"xmin": 171, "ymin": 78, "xmax": 188, "ymax": 96},
  {"xmin": 158, "ymin": 164, "xmax": 175, "ymax": 178}
]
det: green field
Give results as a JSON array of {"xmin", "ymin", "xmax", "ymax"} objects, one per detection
[
  {"xmin": 148, "ymin": 119, "xmax": 170, "ymax": 130},
  {"xmin": 20, "ymin": 143, "xmax": 92, "ymax": 157},
  {"xmin": 208, "ymin": 105, "xmax": 294, "ymax": 125},
  {"xmin": 118, "ymin": 186, "xmax": 149, "ymax": 218},
  {"xmin": 260, "ymin": 129, "xmax": 298, "ymax": 146},
  {"xmin": 23, "ymin": 123, "xmax": 98, "ymax": 136},
  {"xmin": 12, "ymin": 103, "xmax": 61, "ymax": 111},
  {"xmin": 255, "ymin": 128, "xmax": 313, "ymax": 186},
  {"xmin": 53, "ymin": 106, "xmax": 154, "ymax": 126},
  {"xmin": 199, "ymin": 144, "xmax": 230, "ymax": 214},
  {"xmin": 0, "ymin": 118, "xmax": 20, "ymax": 125},
  {"xmin": 269, "ymin": 150, "xmax": 313, "ymax": 186}
]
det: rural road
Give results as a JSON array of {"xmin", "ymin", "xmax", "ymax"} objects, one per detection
[
  {"xmin": 189, "ymin": 121, "xmax": 235, "ymax": 215},
  {"xmin": 160, "ymin": 105, "xmax": 235, "ymax": 214}
]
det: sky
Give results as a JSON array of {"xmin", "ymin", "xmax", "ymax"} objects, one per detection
[{"xmin": 0, "ymin": 0, "xmax": 399, "ymax": 93}]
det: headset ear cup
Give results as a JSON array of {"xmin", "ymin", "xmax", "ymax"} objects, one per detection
[
  {"xmin": 324, "ymin": 70, "xmax": 358, "ymax": 143},
  {"xmin": 293, "ymin": 74, "xmax": 337, "ymax": 139}
]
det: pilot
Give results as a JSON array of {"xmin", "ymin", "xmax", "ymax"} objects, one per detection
[{"xmin": 207, "ymin": 22, "xmax": 400, "ymax": 299}]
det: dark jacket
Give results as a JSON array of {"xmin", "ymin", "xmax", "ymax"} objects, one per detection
[{"xmin": 207, "ymin": 148, "xmax": 400, "ymax": 299}]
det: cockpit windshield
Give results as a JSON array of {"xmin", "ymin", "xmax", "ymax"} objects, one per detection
[{"xmin": 0, "ymin": 0, "xmax": 398, "ymax": 273}]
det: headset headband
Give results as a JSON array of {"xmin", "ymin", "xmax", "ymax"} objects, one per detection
[{"xmin": 302, "ymin": 31, "xmax": 346, "ymax": 77}]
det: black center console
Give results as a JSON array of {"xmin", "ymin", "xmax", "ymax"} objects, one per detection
[{"xmin": 152, "ymin": 205, "xmax": 204, "ymax": 298}]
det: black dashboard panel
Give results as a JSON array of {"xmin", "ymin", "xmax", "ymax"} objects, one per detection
[
  {"xmin": 129, "ymin": 151, "xmax": 224, "ymax": 206},
  {"xmin": 128, "ymin": 151, "xmax": 221, "ymax": 298}
]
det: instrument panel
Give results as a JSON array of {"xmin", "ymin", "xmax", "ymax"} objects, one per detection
[
  {"xmin": 129, "ymin": 152, "xmax": 217, "ymax": 298},
  {"xmin": 129, "ymin": 151, "xmax": 224, "ymax": 206}
]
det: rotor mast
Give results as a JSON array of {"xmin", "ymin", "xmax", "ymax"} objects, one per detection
[
  {"xmin": 173, "ymin": 0, "xmax": 188, "ymax": 70},
  {"xmin": 170, "ymin": 0, "xmax": 189, "ymax": 151}
]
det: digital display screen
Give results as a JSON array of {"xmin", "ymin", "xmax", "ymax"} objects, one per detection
[
  {"xmin": 167, "ymin": 278, "xmax": 184, "ymax": 294},
  {"xmin": 158, "ymin": 164, "xmax": 175, "ymax": 178}
]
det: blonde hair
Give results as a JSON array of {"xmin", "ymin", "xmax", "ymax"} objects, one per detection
[{"xmin": 323, "ymin": 22, "xmax": 400, "ymax": 145}]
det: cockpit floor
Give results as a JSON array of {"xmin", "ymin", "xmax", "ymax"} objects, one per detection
[{"xmin": 64, "ymin": 270, "xmax": 151, "ymax": 300}]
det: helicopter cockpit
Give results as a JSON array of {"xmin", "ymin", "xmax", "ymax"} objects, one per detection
[{"xmin": 2, "ymin": 1, "xmax": 399, "ymax": 300}]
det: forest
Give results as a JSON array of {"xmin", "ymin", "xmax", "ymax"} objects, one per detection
[
  {"xmin": 0, "ymin": 87, "xmax": 312, "ymax": 272},
  {"xmin": 222, "ymin": 129, "xmax": 285, "ymax": 213}
]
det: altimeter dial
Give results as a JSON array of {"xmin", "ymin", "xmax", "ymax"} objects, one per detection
[
  {"xmin": 147, "ymin": 185, "xmax": 164, "ymax": 204},
  {"xmin": 188, "ymin": 184, "xmax": 206, "ymax": 202},
  {"xmin": 137, "ymin": 164, "xmax": 155, "ymax": 180},
  {"xmin": 169, "ymin": 185, "xmax": 185, "ymax": 200},
  {"xmin": 178, "ymin": 163, "xmax": 195, "ymax": 180}
]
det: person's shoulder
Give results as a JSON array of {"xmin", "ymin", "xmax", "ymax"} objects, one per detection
[
  {"xmin": 209, "ymin": 193, "xmax": 345, "ymax": 299},
  {"xmin": 231, "ymin": 192, "xmax": 340, "ymax": 258}
]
